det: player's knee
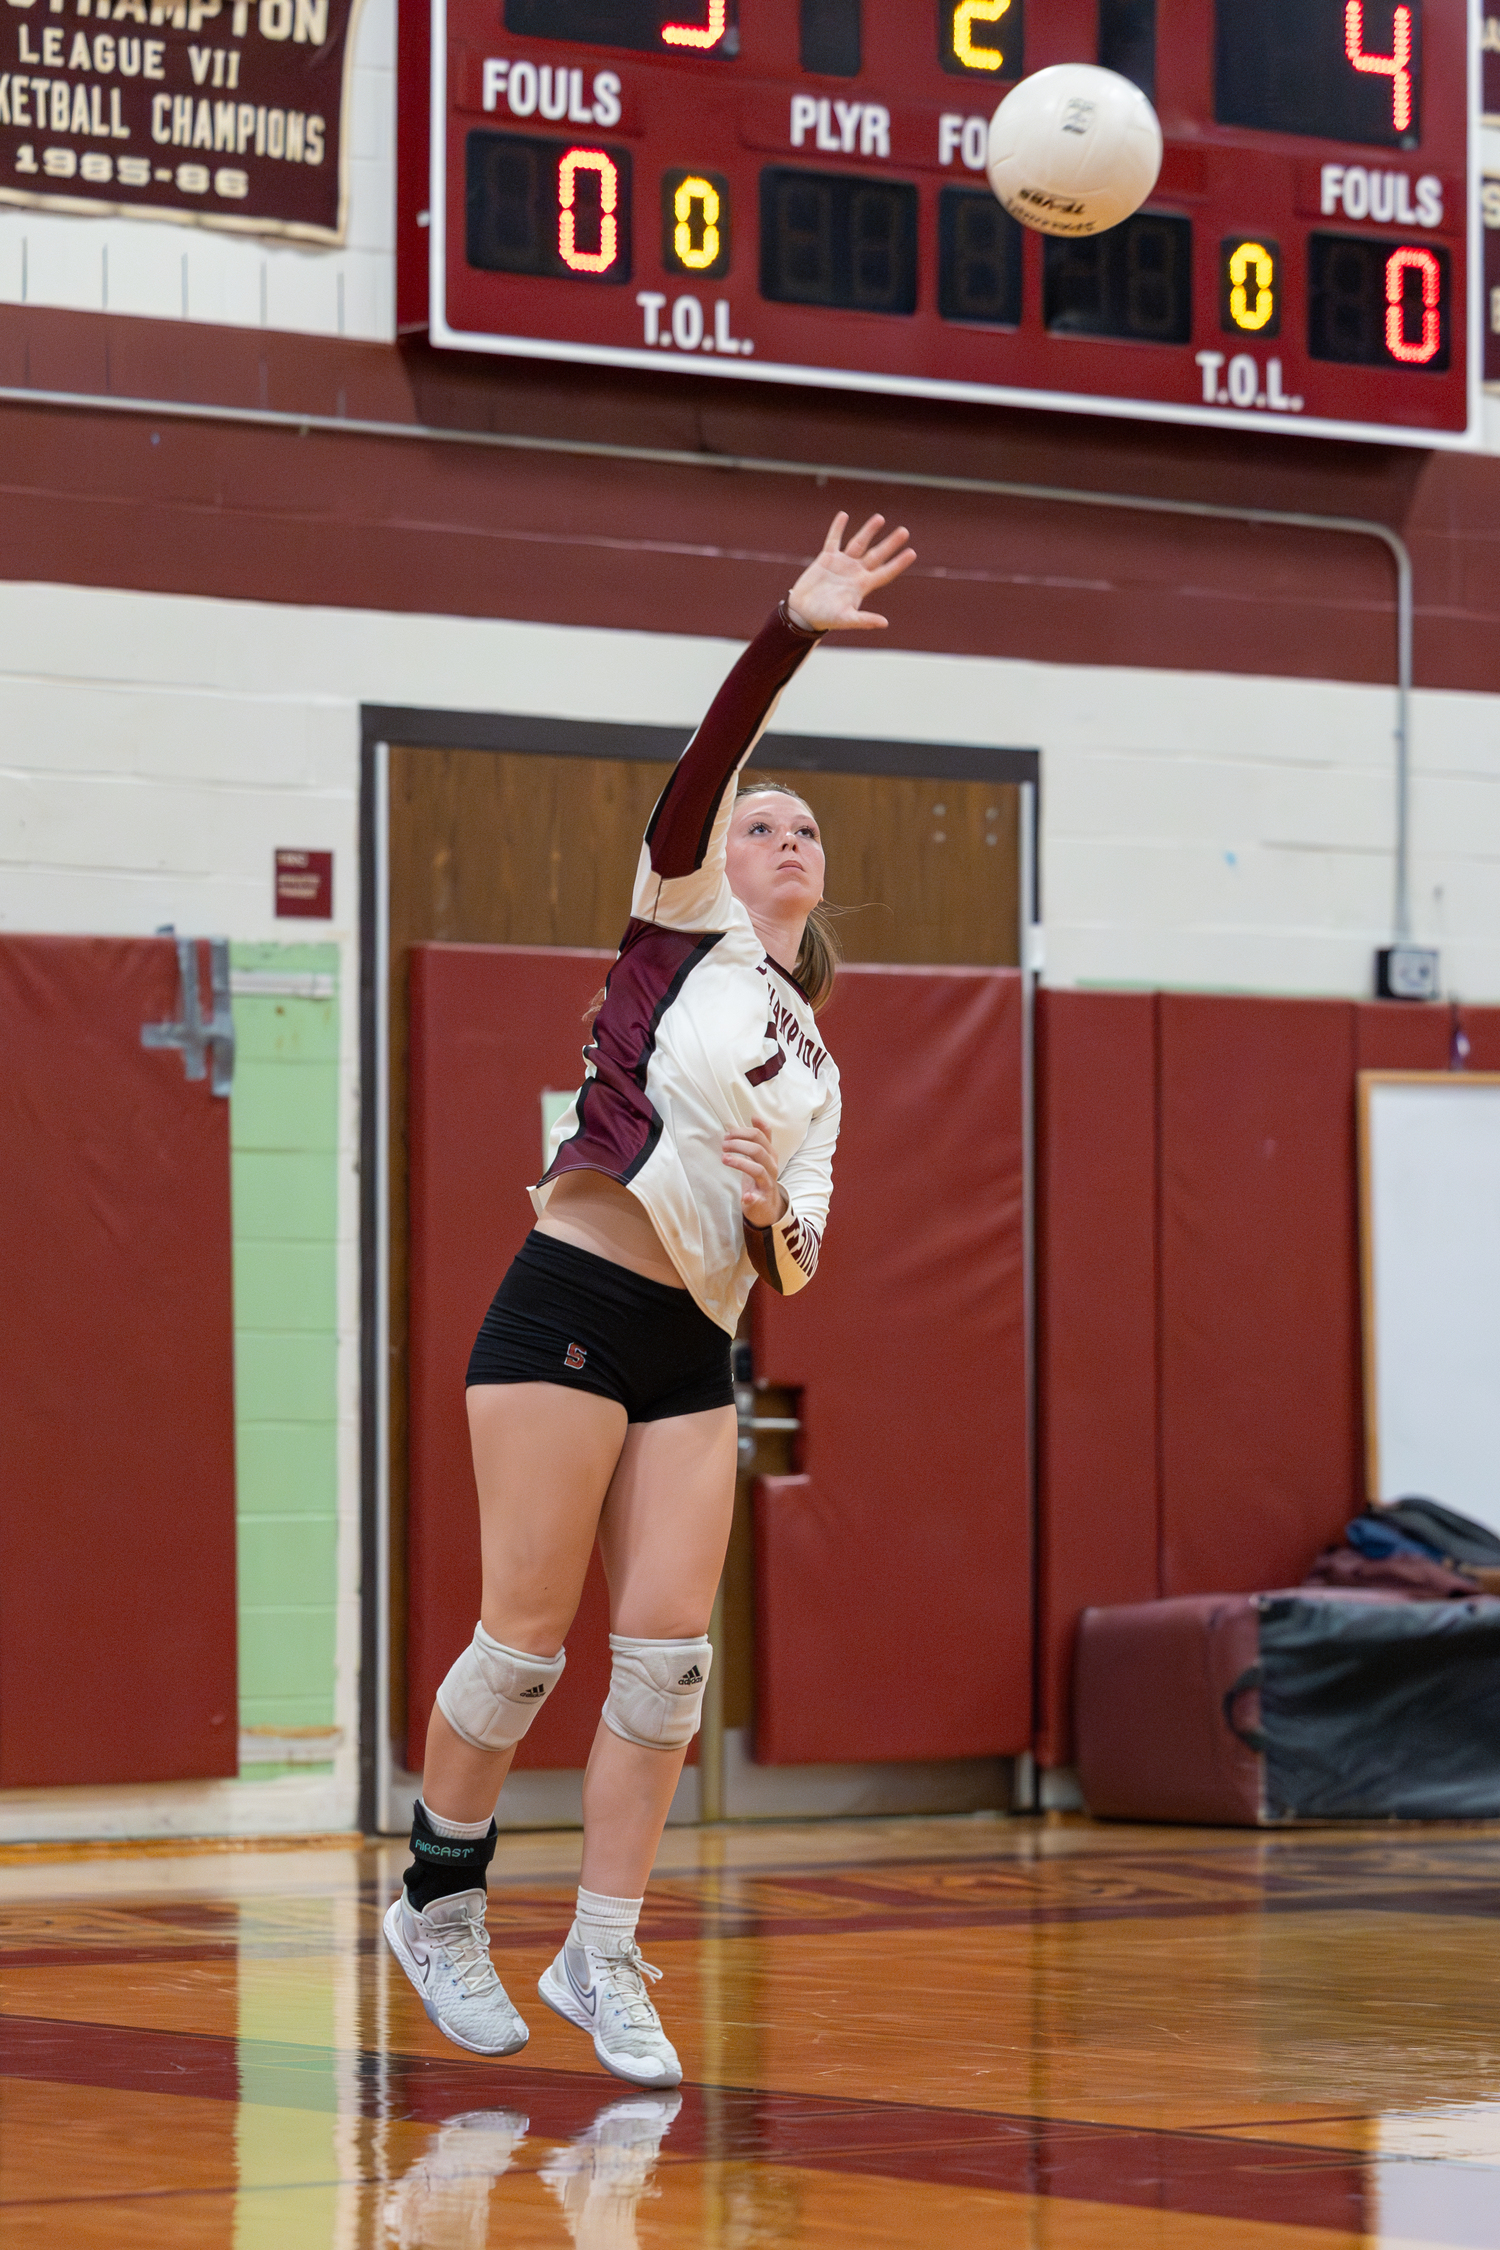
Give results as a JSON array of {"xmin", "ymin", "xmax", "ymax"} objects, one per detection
[
  {"xmin": 435, "ymin": 1624, "xmax": 565, "ymax": 1752},
  {"xmin": 602, "ymin": 1632, "xmax": 713, "ymax": 1750}
]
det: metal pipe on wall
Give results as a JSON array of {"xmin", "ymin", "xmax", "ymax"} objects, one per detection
[
  {"xmin": 0, "ymin": 382, "xmax": 1416, "ymax": 947},
  {"xmin": 1017, "ymin": 778, "xmax": 1040, "ymax": 1816}
]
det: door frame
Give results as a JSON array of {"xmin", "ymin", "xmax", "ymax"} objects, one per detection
[{"xmin": 358, "ymin": 700, "xmax": 1039, "ymax": 1834}]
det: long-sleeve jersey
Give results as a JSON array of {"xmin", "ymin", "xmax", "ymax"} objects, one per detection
[{"xmin": 531, "ymin": 602, "xmax": 842, "ymax": 1336}]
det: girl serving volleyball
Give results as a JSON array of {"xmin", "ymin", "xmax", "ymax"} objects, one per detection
[{"xmin": 384, "ymin": 509, "xmax": 915, "ymax": 2086}]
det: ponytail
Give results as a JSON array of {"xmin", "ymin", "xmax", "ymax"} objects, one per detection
[{"xmin": 793, "ymin": 900, "xmax": 842, "ymax": 1014}]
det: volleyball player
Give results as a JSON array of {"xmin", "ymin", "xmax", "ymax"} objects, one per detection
[{"xmin": 384, "ymin": 511, "xmax": 915, "ymax": 2086}]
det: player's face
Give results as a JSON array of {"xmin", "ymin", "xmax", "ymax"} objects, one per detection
[{"xmin": 726, "ymin": 794, "xmax": 826, "ymax": 923}]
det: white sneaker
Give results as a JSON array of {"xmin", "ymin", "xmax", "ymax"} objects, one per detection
[
  {"xmin": 383, "ymin": 1887, "xmax": 529, "ymax": 2057},
  {"xmin": 538, "ymin": 1931, "xmax": 683, "ymax": 2088}
]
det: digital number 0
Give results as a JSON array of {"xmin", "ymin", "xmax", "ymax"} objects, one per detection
[
  {"xmin": 673, "ymin": 175, "xmax": 721, "ymax": 269},
  {"xmin": 662, "ymin": 0, "xmax": 727, "ymax": 49},
  {"xmin": 558, "ymin": 148, "xmax": 619, "ymax": 273},
  {"xmin": 1385, "ymin": 244, "xmax": 1440, "ymax": 363},
  {"xmin": 1228, "ymin": 241, "xmax": 1275, "ymax": 331},
  {"xmin": 1345, "ymin": 2, "xmax": 1414, "ymax": 134},
  {"xmin": 953, "ymin": 0, "xmax": 1012, "ymax": 72}
]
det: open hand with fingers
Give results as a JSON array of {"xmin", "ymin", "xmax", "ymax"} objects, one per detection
[
  {"xmin": 723, "ymin": 1117, "xmax": 785, "ymax": 1229},
  {"xmin": 787, "ymin": 511, "xmax": 916, "ymax": 634}
]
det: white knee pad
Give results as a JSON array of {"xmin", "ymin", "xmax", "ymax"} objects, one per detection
[
  {"xmin": 602, "ymin": 1633, "xmax": 713, "ymax": 1751},
  {"xmin": 435, "ymin": 1625, "xmax": 565, "ymax": 1753}
]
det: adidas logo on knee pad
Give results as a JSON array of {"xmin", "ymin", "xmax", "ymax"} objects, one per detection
[{"xmin": 604, "ymin": 1633, "xmax": 713, "ymax": 1750}]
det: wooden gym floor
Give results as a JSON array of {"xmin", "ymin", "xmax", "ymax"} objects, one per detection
[{"xmin": 4, "ymin": 1813, "xmax": 1500, "ymax": 2247}]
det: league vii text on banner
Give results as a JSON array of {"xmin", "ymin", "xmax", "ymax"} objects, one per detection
[{"xmin": 0, "ymin": 0, "xmax": 364, "ymax": 241}]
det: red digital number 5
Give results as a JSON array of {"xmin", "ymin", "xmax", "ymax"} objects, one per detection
[{"xmin": 1345, "ymin": 1, "xmax": 1414, "ymax": 134}]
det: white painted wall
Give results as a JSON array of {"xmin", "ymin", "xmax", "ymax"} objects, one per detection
[
  {"xmin": 2, "ymin": 573, "xmax": 1497, "ymax": 991},
  {"xmin": 0, "ymin": 0, "xmax": 394, "ymax": 339},
  {"xmin": 1, "ymin": 572, "xmax": 1496, "ymax": 1839}
]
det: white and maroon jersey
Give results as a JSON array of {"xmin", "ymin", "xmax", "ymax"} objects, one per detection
[{"xmin": 532, "ymin": 602, "xmax": 841, "ymax": 1335}]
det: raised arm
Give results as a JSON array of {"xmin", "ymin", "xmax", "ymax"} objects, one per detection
[{"xmin": 632, "ymin": 513, "xmax": 915, "ymax": 932}]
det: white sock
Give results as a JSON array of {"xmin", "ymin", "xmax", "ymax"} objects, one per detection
[
  {"xmin": 573, "ymin": 1885, "xmax": 642, "ymax": 1955},
  {"xmin": 420, "ymin": 1797, "xmax": 493, "ymax": 1841}
]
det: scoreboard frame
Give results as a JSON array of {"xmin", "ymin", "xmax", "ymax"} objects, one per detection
[{"xmin": 427, "ymin": 0, "xmax": 1481, "ymax": 450}]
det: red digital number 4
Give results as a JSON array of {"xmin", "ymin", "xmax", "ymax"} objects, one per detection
[{"xmin": 1345, "ymin": 1, "xmax": 1414, "ymax": 133}]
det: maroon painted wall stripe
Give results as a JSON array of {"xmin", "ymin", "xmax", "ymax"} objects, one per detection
[{"xmin": 2, "ymin": 304, "xmax": 1499, "ymax": 692}]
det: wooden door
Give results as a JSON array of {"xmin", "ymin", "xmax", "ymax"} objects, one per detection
[{"xmin": 388, "ymin": 741, "xmax": 1023, "ymax": 1766}]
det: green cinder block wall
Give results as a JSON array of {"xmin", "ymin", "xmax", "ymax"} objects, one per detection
[{"xmin": 229, "ymin": 944, "xmax": 341, "ymax": 1763}]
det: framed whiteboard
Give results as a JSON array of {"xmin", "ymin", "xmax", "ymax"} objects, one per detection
[{"xmin": 1359, "ymin": 1073, "xmax": 1500, "ymax": 1536}]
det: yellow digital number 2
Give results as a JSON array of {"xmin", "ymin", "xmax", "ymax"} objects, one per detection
[{"xmin": 954, "ymin": 0, "xmax": 1012, "ymax": 72}]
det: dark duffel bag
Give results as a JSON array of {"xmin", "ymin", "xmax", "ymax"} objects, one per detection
[
  {"xmin": 1370, "ymin": 1497, "xmax": 1500, "ymax": 1572},
  {"xmin": 1075, "ymin": 1589, "xmax": 1500, "ymax": 1825}
]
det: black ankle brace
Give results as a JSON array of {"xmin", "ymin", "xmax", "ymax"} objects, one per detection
[{"xmin": 402, "ymin": 1800, "xmax": 499, "ymax": 1912}]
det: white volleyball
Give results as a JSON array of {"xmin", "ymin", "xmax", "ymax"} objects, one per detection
[{"xmin": 986, "ymin": 64, "xmax": 1163, "ymax": 238}]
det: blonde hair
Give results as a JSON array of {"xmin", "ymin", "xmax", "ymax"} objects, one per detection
[{"xmin": 734, "ymin": 781, "xmax": 842, "ymax": 1013}]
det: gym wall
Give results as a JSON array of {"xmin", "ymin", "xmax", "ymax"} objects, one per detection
[
  {"xmin": 4, "ymin": 566, "xmax": 1500, "ymax": 1002},
  {"xmin": 6, "ymin": 7, "xmax": 1500, "ymax": 1828},
  {"xmin": 3, "ymin": 562, "xmax": 1500, "ymax": 1838}
]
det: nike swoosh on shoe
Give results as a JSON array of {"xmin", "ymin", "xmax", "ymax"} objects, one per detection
[{"xmin": 565, "ymin": 1956, "xmax": 598, "ymax": 2020}]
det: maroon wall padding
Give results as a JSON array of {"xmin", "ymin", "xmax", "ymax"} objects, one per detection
[
  {"xmin": 1354, "ymin": 1000, "xmax": 1452, "ymax": 1071},
  {"xmin": 1035, "ymin": 988, "xmax": 1476, "ymax": 1768},
  {"xmin": 407, "ymin": 942, "xmax": 624, "ymax": 1773},
  {"xmin": 1158, "ymin": 994, "xmax": 1361, "ymax": 1597},
  {"xmin": 753, "ymin": 967, "xmax": 1028, "ymax": 1765},
  {"xmin": 0, "ymin": 937, "xmax": 237, "ymax": 1786},
  {"xmin": 1457, "ymin": 1005, "xmax": 1500, "ymax": 1071},
  {"xmin": 1034, "ymin": 989, "xmax": 1160, "ymax": 1770}
]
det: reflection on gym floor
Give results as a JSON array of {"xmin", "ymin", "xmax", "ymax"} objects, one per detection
[
  {"xmin": 384, "ymin": 2109, "xmax": 531, "ymax": 2248},
  {"xmin": 5, "ymin": 1813, "xmax": 1500, "ymax": 2247},
  {"xmin": 382, "ymin": 2094, "xmax": 682, "ymax": 2250}
]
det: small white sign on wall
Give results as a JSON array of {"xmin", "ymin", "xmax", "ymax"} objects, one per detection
[{"xmin": 1360, "ymin": 1073, "xmax": 1500, "ymax": 1535}]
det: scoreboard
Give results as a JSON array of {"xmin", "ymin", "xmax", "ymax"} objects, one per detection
[{"xmin": 428, "ymin": 0, "xmax": 1478, "ymax": 445}]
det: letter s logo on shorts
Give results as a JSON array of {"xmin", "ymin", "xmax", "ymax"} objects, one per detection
[{"xmin": 564, "ymin": 1342, "xmax": 587, "ymax": 1370}]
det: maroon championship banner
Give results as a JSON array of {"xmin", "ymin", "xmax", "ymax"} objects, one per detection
[
  {"xmin": 1485, "ymin": 10, "xmax": 1500, "ymax": 122},
  {"xmin": 0, "ymin": 0, "xmax": 362, "ymax": 241}
]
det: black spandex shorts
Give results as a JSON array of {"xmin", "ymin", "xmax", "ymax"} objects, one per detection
[{"xmin": 466, "ymin": 1231, "xmax": 734, "ymax": 1423}]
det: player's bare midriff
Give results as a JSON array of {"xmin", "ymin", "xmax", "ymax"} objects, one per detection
[{"xmin": 535, "ymin": 1169, "xmax": 687, "ymax": 1289}]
